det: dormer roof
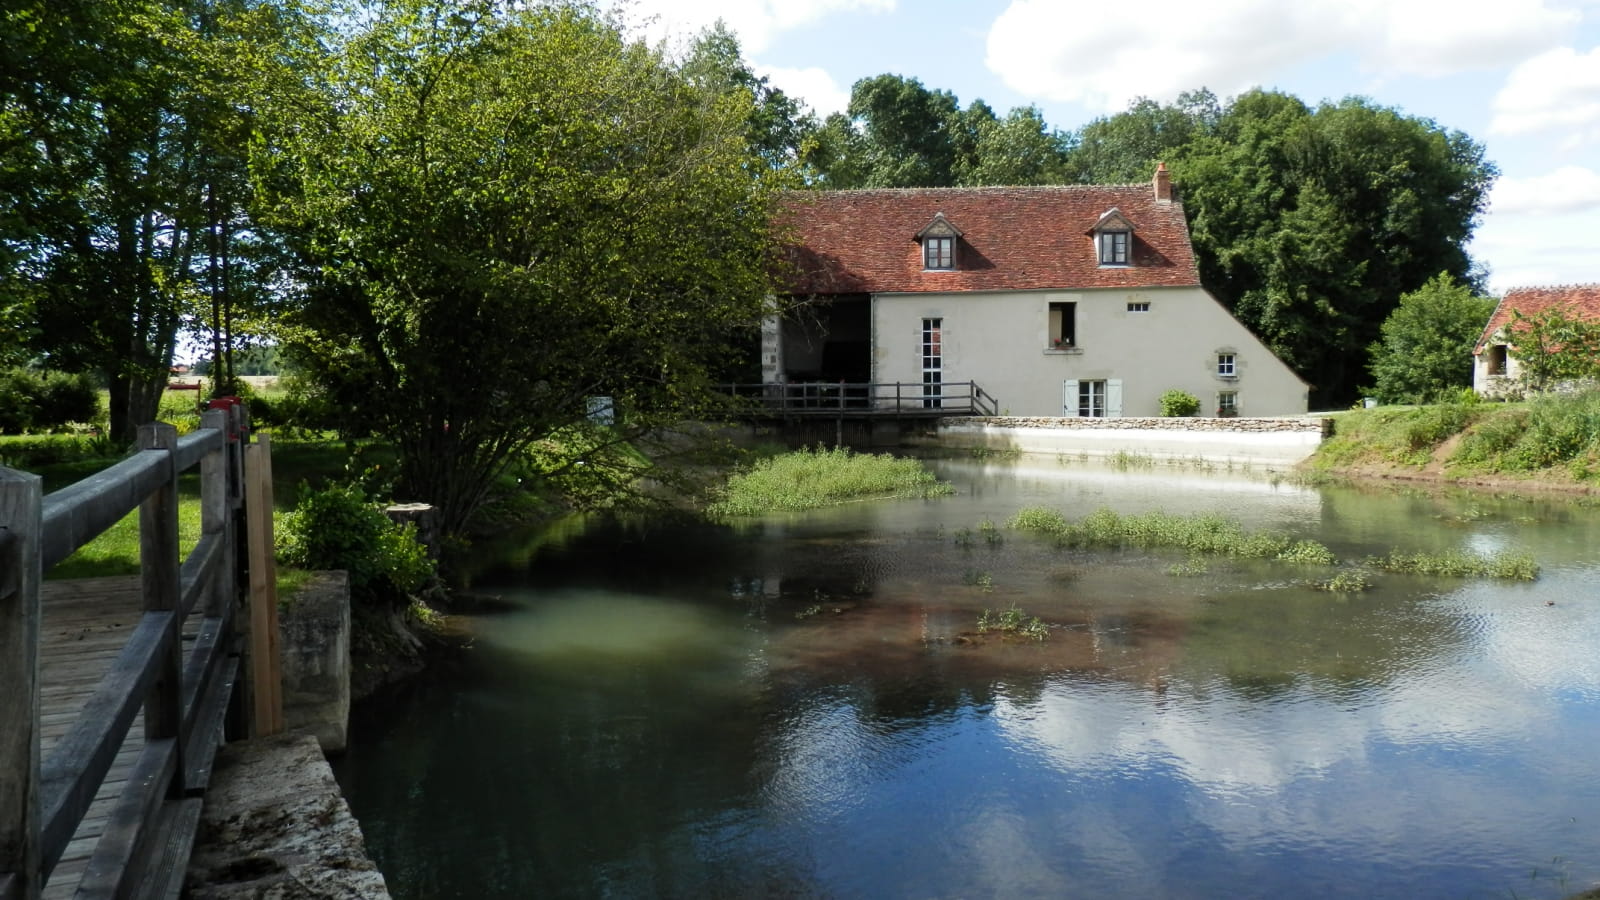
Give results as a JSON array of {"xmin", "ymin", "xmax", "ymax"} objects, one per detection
[
  {"xmin": 915, "ymin": 212, "xmax": 963, "ymax": 240},
  {"xmin": 1087, "ymin": 208, "xmax": 1136, "ymax": 234}
]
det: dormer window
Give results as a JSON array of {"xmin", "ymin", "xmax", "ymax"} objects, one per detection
[
  {"xmin": 1099, "ymin": 231, "xmax": 1129, "ymax": 265},
  {"xmin": 1088, "ymin": 208, "xmax": 1136, "ymax": 267},
  {"xmin": 915, "ymin": 212, "xmax": 962, "ymax": 271}
]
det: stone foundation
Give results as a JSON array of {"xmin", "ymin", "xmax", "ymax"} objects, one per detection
[
  {"xmin": 278, "ymin": 570, "xmax": 351, "ymax": 754},
  {"xmin": 922, "ymin": 416, "xmax": 1330, "ymax": 464},
  {"xmin": 185, "ymin": 733, "xmax": 390, "ymax": 899}
]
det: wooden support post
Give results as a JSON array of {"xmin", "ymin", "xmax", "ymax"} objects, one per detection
[
  {"xmin": 244, "ymin": 434, "xmax": 283, "ymax": 735},
  {"xmin": 0, "ymin": 468, "xmax": 43, "ymax": 900},
  {"xmin": 198, "ymin": 410, "xmax": 233, "ymax": 618},
  {"xmin": 138, "ymin": 424, "xmax": 184, "ymax": 776}
]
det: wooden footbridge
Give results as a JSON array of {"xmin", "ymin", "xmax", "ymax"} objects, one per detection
[
  {"xmin": 1, "ymin": 403, "xmax": 283, "ymax": 900},
  {"xmin": 718, "ymin": 380, "xmax": 999, "ymax": 446}
]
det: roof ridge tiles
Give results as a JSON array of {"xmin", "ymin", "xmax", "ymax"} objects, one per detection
[{"xmin": 1506, "ymin": 283, "xmax": 1600, "ymax": 293}]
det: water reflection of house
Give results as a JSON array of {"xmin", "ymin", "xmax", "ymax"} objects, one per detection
[
  {"xmin": 1474, "ymin": 284, "xmax": 1600, "ymax": 396},
  {"xmin": 771, "ymin": 165, "xmax": 1308, "ymax": 419}
]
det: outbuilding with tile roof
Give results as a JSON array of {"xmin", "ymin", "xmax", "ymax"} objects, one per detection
[{"xmin": 1474, "ymin": 284, "xmax": 1600, "ymax": 397}]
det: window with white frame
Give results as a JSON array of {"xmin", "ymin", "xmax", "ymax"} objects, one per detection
[
  {"xmin": 1078, "ymin": 380, "xmax": 1107, "ymax": 417},
  {"xmin": 1127, "ymin": 301, "xmax": 1150, "ymax": 313},
  {"xmin": 1217, "ymin": 391, "xmax": 1238, "ymax": 416},
  {"xmin": 921, "ymin": 318, "xmax": 942, "ymax": 408},
  {"xmin": 1098, "ymin": 230, "xmax": 1129, "ymax": 265},
  {"xmin": 1217, "ymin": 352, "xmax": 1236, "ymax": 377}
]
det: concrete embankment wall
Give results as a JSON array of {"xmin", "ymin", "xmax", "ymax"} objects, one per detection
[{"xmin": 920, "ymin": 416, "xmax": 1331, "ymax": 465}]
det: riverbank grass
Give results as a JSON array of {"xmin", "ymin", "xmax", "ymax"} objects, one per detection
[
  {"xmin": 709, "ymin": 446, "xmax": 953, "ymax": 516},
  {"xmin": 1311, "ymin": 389, "xmax": 1600, "ymax": 481}
]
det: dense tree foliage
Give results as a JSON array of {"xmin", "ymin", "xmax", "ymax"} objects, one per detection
[
  {"xmin": 1367, "ymin": 274, "xmax": 1496, "ymax": 404},
  {"xmin": 254, "ymin": 0, "xmax": 787, "ymax": 534},
  {"xmin": 805, "ymin": 74, "xmax": 1072, "ymax": 188},
  {"xmin": 1, "ymin": 0, "xmax": 301, "ymax": 438}
]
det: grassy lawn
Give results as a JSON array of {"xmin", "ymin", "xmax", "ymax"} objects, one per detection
[{"xmin": 25, "ymin": 432, "xmax": 357, "ymax": 598}]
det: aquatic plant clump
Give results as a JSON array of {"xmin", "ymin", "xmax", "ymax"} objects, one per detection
[
  {"xmin": 1007, "ymin": 505, "xmax": 1538, "ymax": 581},
  {"xmin": 709, "ymin": 446, "xmax": 954, "ymax": 516},
  {"xmin": 1368, "ymin": 549, "xmax": 1539, "ymax": 580},
  {"xmin": 977, "ymin": 605, "xmax": 1049, "ymax": 641},
  {"xmin": 1007, "ymin": 506, "xmax": 1335, "ymax": 564}
]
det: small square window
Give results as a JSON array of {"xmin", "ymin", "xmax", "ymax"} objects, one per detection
[
  {"xmin": 1217, "ymin": 353, "xmax": 1236, "ymax": 377},
  {"xmin": 1127, "ymin": 301, "xmax": 1150, "ymax": 313},
  {"xmin": 1218, "ymin": 391, "xmax": 1238, "ymax": 416},
  {"xmin": 924, "ymin": 236, "xmax": 955, "ymax": 270},
  {"xmin": 1098, "ymin": 231, "xmax": 1129, "ymax": 265}
]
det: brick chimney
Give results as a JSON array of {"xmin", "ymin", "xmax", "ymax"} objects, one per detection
[{"xmin": 1153, "ymin": 162, "xmax": 1172, "ymax": 202}]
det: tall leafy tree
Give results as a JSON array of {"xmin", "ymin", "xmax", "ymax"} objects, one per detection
[
  {"xmin": 1132, "ymin": 89, "xmax": 1496, "ymax": 405},
  {"xmin": 682, "ymin": 22, "xmax": 816, "ymax": 171},
  {"xmin": 1367, "ymin": 273, "xmax": 1496, "ymax": 403},
  {"xmin": 805, "ymin": 74, "xmax": 1073, "ymax": 189},
  {"xmin": 253, "ymin": 0, "xmax": 786, "ymax": 535},
  {"xmin": 3, "ymin": 0, "xmax": 302, "ymax": 437}
]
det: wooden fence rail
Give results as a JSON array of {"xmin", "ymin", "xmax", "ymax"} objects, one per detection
[{"xmin": 0, "ymin": 402, "xmax": 277, "ymax": 900}]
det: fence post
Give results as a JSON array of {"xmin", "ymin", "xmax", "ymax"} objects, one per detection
[
  {"xmin": 199, "ymin": 409, "xmax": 233, "ymax": 618},
  {"xmin": 0, "ymin": 468, "xmax": 43, "ymax": 900},
  {"xmin": 243, "ymin": 433, "xmax": 283, "ymax": 736},
  {"xmin": 138, "ymin": 423, "xmax": 184, "ymax": 783}
]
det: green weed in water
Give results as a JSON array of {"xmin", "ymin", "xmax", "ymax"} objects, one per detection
[
  {"xmin": 1315, "ymin": 570, "xmax": 1372, "ymax": 592},
  {"xmin": 977, "ymin": 604, "xmax": 1048, "ymax": 640},
  {"xmin": 1009, "ymin": 505, "xmax": 1538, "ymax": 582},
  {"xmin": 708, "ymin": 446, "xmax": 953, "ymax": 517}
]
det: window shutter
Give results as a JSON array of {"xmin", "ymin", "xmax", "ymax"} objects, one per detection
[
  {"xmin": 1107, "ymin": 379, "xmax": 1123, "ymax": 417},
  {"xmin": 1062, "ymin": 380, "xmax": 1079, "ymax": 417}
]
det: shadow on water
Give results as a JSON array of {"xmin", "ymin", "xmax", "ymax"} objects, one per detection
[{"xmin": 334, "ymin": 459, "xmax": 1600, "ymax": 900}]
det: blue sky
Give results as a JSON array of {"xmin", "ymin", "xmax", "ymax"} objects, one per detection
[{"xmin": 622, "ymin": 0, "xmax": 1600, "ymax": 295}]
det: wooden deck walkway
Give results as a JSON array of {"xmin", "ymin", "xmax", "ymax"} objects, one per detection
[{"xmin": 38, "ymin": 578, "xmax": 155, "ymax": 900}]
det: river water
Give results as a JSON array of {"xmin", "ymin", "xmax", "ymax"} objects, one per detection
[{"xmin": 332, "ymin": 458, "xmax": 1600, "ymax": 899}]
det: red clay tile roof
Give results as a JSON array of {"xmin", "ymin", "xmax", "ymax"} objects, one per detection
[
  {"xmin": 1476, "ymin": 284, "xmax": 1600, "ymax": 353},
  {"xmin": 778, "ymin": 184, "xmax": 1200, "ymax": 295}
]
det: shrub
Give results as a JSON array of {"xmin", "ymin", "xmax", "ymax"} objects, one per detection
[
  {"xmin": 34, "ymin": 372, "xmax": 99, "ymax": 428},
  {"xmin": 0, "ymin": 369, "xmax": 101, "ymax": 433},
  {"xmin": 276, "ymin": 482, "xmax": 434, "ymax": 605},
  {"xmin": 1159, "ymin": 389, "xmax": 1200, "ymax": 417}
]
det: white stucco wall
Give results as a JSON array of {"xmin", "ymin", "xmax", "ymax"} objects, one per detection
[{"xmin": 871, "ymin": 285, "xmax": 1308, "ymax": 418}]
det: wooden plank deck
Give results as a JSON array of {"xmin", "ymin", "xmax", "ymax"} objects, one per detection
[{"xmin": 37, "ymin": 576, "xmax": 175, "ymax": 900}]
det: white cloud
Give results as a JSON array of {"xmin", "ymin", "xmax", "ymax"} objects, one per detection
[
  {"xmin": 985, "ymin": 0, "xmax": 1581, "ymax": 112},
  {"xmin": 619, "ymin": 0, "xmax": 895, "ymax": 54},
  {"xmin": 1489, "ymin": 165, "xmax": 1600, "ymax": 215},
  {"xmin": 1471, "ymin": 205, "xmax": 1600, "ymax": 292},
  {"xmin": 1490, "ymin": 45, "xmax": 1600, "ymax": 145},
  {"xmin": 755, "ymin": 64, "xmax": 852, "ymax": 117}
]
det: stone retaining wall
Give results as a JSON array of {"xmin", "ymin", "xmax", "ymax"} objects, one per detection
[
  {"xmin": 921, "ymin": 416, "xmax": 1331, "ymax": 465},
  {"xmin": 186, "ymin": 734, "xmax": 390, "ymax": 899}
]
